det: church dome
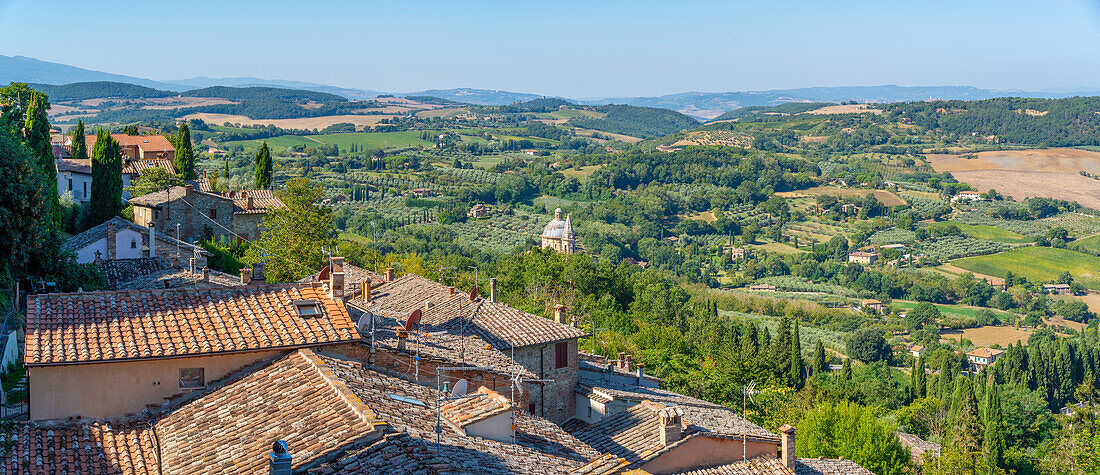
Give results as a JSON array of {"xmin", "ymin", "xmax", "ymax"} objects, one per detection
[{"xmin": 542, "ymin": 208, "xmax": 567, "ymax": 238}]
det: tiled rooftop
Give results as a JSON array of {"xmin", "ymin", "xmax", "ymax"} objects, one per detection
[
  {"xmin": 417, "ymin": 292, "xmax": 589, "ymax": 350},
  {"xmin": 96, "ymin": 257, "xmax": 169, "ymax": 290},
  {"xmin": 122, "ymin": 158, "xmax": 176, "ymax": 176},
  {"xmin": 0, "ymin": 421, "xmax": 159, "ymax": 474},
  {"xmin": 573, "ymin": 400, "xmax": 776, "ymax": 467},
  {"xmin": 440, "ymin": 386, "xmax": 512, "ymax": 430},
  {"xmin": 25, "ymin": 282, "xmax": 359, "ymax": 365},
  {"xmin": 111, "ymin": 267, "xmax": 241, "ymax": 290},
  {"xmin": 156, "ymin": 349, "xmax": 388, "ymax": 474},
  {"xmin": 62, "ymin": 216, "xmax": 206, "ymax": 258},
  {"xmin": 897, "ymin": 432, "xmax": 940, "ymax": 464},
  {"xmin": 228, "ymin": 189, "xmax": 284, "ymax": 215},
  {"xmin": 675, "ymin": 457, "xmax": 873, "ymax": 475},
  {"xmin": 314, "ymin": 352, "xmax": 601, "ymax": 474}
]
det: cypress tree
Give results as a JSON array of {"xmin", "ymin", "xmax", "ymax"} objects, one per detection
[
  {"xmin": 0, "ymin": 122, "xmax": 47, "ymax": 270},
  {"xmin": 89, "ymin": 129, "xmax": 122, "ymax": 226},
  {"xmin": 790, "ymin": 320, "xmax": 803, "ymax": 388},
  {"xmin": 174, "ymin": 123, "xmax": 195, "ymax": 179},
  {"xmin": 254, "ymin": 142, "xmax": 272, "ymax": 189},
  {"xmin": 70, "ymin": 120, "xmax": 87, "ymax": 161},
  {"xmin": 24, "ymin": 92, "xmax": 59, "ymax": 226},
  {"xmin": 841, "ymin": 358, "xmax": 852, "ymax": 381},
  {"xmin": 940, "ymin": 357, "xmax": 957, "ymax": 402},
  {"xmin": 812, "ymin": 340, "xmax": 827, "ymax": 376},
  {"xmin": 982, "ymin": 383, "xmax": 1006, "ymax": 471},
  {"xmin": 915, "ymin": 357, "xmax": 927, "ymax": 398},
  {"xmin": 943, "ymin": 378, "xmax": 985, "ymax": 471}
]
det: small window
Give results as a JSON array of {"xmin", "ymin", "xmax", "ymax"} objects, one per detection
[
  {"xmin": 179, "ymin": 368, "xmax": 204, "ymax": 389},
  {"xmin": 295, "ymin": 299, "xmax": 321, "ymax": 317},
  {"xmin": 209, "ymin": 208, "xmax": 217, "ymax": 219},
  {"xmin": 68, "ymin": 178, "xmax": 73, "ymax": 191},
  {"xmin": 587, "ymin": 404, "xmax": 593, "ymax": 418},
  {"xmin": 555, "ymin": 341, "xmax": 569, "ymax": 369},
  {"xmin": 130, "ymin": 240, "xmax": 137, "ymax": 249},
  {"xmin": 529, "ymin": 403, "xmax": 537, "ymax": 414}
]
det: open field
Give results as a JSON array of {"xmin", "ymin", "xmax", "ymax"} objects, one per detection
[
  {"xmin": 803, "ymin": 104, "xmax": 882, "ymax": 115},
  {"xmin": 893, "ymin": 300, "xmax": 1016, "ymax": 320},
  {"xmin": 415, "ymin": 108, "xmax": 467, "ymax": 119},
  {"xmin": 183, "ymin": 112, "xmax": 395, "ymax": 130},
  {"xmin": 941, "ymin": 326, "xmax": 1033, "ymax": 348},
  {"xmin": 671, "ymin": 130, "xmax": 751, "ymax": 148},
  {"xmin": 953, "ymin": 247, "xmax": 1100, "ymax": 289},
  {"xmin": 1073, "ymin": 234, "xmax": 1100, "ymax": 252},
  {"xmin": 560, "ymin": 164, "xmax": 604, "ymax": 180},
  {"xmin": 776, "ymin": 186, "xmax": 906, "ymax": 206},
  {"xmin": 747, "ymin": 241, "xmax": 807, "ymax": 255},
  {"xmin": 224, "ymin": 131, "xmax": 432, "ymax": 150},
  {"xmin": 926, "ymin": 148, "xmax": 1100, "ymax": 209},
  {"xmin": 572, "ymin": 128, "xmax": 643, "ymax": 144},
  {"xmin": 1077, "ymin": 292, "xmax": 1100, "ymax": 313},
  {"xmin": 953, "ymin": 223, "xmax": 1032, "ymax": 243}
]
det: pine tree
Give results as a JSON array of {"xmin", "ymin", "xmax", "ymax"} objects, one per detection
[
  {"xmin": 24, "ymin": 92, "xmax": 59, "ymax": 226},
  {"xmin": 254, "ymin": 142, "xmax": 272, "ymax": 189},
  {"xmin": 89, "ymin": 128, "xmax": 122, "ymax": 226},
  {"xmin": 982, "ymin": 383, "xmax": 1006, "ymax": 471},
  {"xmin": 790, "ymin": 320, "xmax": 804, "ymax": 388},
  {"xmin": 812, "ymin": 340, "xmax": 827, "ymax": 376},
  {"xmin": 70, "ymin": 120, "xmax": 87, "ymax": 161},
  {"xmin": 174, "ymin": 123, "xmax": 195, "ymax": 179}
]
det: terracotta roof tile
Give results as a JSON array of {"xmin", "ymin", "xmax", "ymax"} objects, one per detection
[
  {"xmin": 122, "ymin": 159, "xmax": 175, "ymax": 176},
  {"xmin": 156, "ymin": 349, "xmax": 387, "ymax": 474},
  {"xmin": 440, "ymin": 386, "xmax": 512, "ymax": 430},
  {"xmin": 0, "ymin": 421, "xmax": 159, "ymax": 475},
  {"xmin": 25, "ymin": 283, "xmax": 359, "ymax": 365},
  {"xmin": 414, "ymin": 292, "xmax": 589, "ymax": 350}
]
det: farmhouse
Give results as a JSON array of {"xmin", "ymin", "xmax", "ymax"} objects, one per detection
[
  {"xmin": 966, "ymin": 347, "xmax": 1004, "ymax": 372},
  {"xmin": 848, "ymin": 251, "xmax": 878, "ymax": 265},
  {"xmin": 80, "ymin": 133, "xmax": 176, "ymax": 161},
  {"xmin": 1043, "ymin": 283, "xmax": 1072, "ymax": 295},
  {"xmin": 861, "ymin": 299, "xmax": 885, "ymax": 314},
  {"xmin": 951, "ymin": 190, "xmax": 984, "ymax": 203},
  {"xmin": 748, "ymin": 283, "xmax": 777, "ymax": 292},
  {"xmin": 728, "ymin": 246, "xmax": 748, "ymax": 259},
  {"xmin": 909, "ymin": 345, "xmax": 925, "ymax": 358},
  {"xmin": 61, "ymin": 216, "xmax": 207, "ymax": 265},
  {"xmin": 468, "ymin": 203, "xmax": 492, "ymax": 218}
]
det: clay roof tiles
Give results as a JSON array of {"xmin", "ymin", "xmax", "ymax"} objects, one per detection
[
  {"xmin": 0, "ymin": 421, "xmax": 159, "ymax": 475},
  {"xmin": 24, "ymin": 282, "xmax": 359, "ymax": 366},
  {"xmin": 440, "ymin": 387, "xmax": 512, "ymax": 430}
]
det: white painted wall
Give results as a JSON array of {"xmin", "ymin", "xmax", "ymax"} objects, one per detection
[
  {"xmin": 574, "ymin": 393, "xmax": 607, "ymax": 424},
  {"xmin": 58, "ymin": 172, "xmax": 93, "ymax": 203},
  {"xmin": 115, "ymin": 228, "xmax": 143, "ymax": 259},
  {"xmin": 465, "ymin": 410, "xmax": 514, "ymax": 443},
  {"xmin": 75, "ymin": 237, "xmax": 107, "ymax": 264}
]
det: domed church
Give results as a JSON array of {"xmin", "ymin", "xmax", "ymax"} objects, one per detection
[{"xmin": 541, "ymin": 208, "xmax": 581, "ymax": 254}]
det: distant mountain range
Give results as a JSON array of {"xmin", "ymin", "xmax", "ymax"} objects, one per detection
[{"xmin": 4, "ymin": 54, "xmax": 1100, "ymax": 119}]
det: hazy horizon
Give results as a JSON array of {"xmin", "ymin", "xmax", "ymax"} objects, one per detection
[{"xmin": 2, "ymin": 0, "xmax": 1100, "ymax": 97}]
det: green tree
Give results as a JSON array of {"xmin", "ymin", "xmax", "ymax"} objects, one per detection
[
  {"xmin": 797, "ymin": 401, "xmax": 912, "ymax": 475},
  {"xmin": 0, "ymin": 121, "xmax": 48, "ymax": 271},
  {"xmin": 24, "ymin": 92, "xmax": 60, "ymax": 226},
  {"xmin": 846, "ymin": 328, "xmax": 891, "ymax": 363},
  {"xmin": 906, "ymin": 302, "xmax": 942, "ymax": 331},
  {"xmin": 89, "ymin": 129, "xmax": 122, "ymax": 226},
  {"xmin": 127, "ymin": 167, "xmax": 183, "ymax": 198},
  {"xmin": 982, "ymin": 383, "xmax": 1006, "ymax": 471},
  {"xmin": 244, "ymin": 177, "xmax": 335, "ymax": 282},
  {"xmin": 254, "ymin": 141, "xmax": 273, "ymax": 189},
  {"xmin": 70, "ymin": 120, "xmax": 87, "ymax": 161},
  {"xmin": 841, "ymin": 357, "xmax": 852, "ymax": 381},
  {"xmin": 812, "ymin": 340, "xmax": 827, "ymax": 376},
  {"xmin": 790, "ymin": 320, "xmax": 804, "ymax": 388},
  {"xmin": 934, "ymin": 377, "xmax": 997, "ymax": 474},
  {"xmin": 174, "ymin": 123, "xmax": 195, "ymax": 179}
]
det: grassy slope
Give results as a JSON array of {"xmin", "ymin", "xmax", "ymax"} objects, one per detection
[
  {"xmin": 954, "ymin": 222, "xmax": 1033, "ymax": 243},
  {"xmin": 953, "ymin": 246, "xmax": 1100, "ymax": 289},
  {"xmin": 1073, "ymin": 234, "xmax": 1100, "ymax": 252}
]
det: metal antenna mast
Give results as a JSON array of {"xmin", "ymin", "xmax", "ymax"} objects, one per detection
[{"xmin": 742, "ymin": 380, "xmax": 762, "ymax": 462}]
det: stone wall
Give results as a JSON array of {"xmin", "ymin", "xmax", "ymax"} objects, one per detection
[
  {"xmin": 133, "ymin": 186, "xmax": 235, "ymax": 243},
  {"xmin": 512, "ymin": 339, "xmax": 579, "ymax": 424}
]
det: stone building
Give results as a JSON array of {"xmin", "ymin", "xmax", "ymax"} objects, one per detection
[
  {"xmin": 129, "ymin": 184, "xmax": 282, "ymax": 243},
  {"xmin": 541, "ymin": 208, "xmax": 581, "ymax": 254}
]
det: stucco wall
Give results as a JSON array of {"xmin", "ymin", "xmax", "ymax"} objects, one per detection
[
  {"xmin": 29, "ymin": 350, "xmax": 283, "ymax": 421},
  {"xmin": 58, "ymin": 172, "xmax": 92, "ymax": 203},
  {"xmin": 574, "ymin": 392, "xmax": 607, "ymax": 423},
  {"xmin": 465, "ymin": 411, "xmax": 515, "ymax": 443},
  {"xmin": 640, "ymin": 435, "xmax": 778, "ymax": 475}
]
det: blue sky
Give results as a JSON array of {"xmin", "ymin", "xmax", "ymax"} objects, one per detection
[{"xmin": 2, "ymin": 0, "xmax": 1099, "ymax": 97}]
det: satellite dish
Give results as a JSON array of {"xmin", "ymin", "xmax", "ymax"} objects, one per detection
[
  {"xmin": 357, "ymin": 311, "xmax": 375, "ymax": 335},
  {"xmin": 469, "ymin": 286, "xmax": 478, "ymax": 301},
  {"xmin": 404, "ymin": 308, "xmax": 422, "ymax": 332},
  {"xmin": 450, "ymin": 378, "xmax": 468, "ymax": 398}
]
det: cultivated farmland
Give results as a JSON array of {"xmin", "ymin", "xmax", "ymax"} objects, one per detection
[{"xmin": 953, "ymin": 247, "xmax": 1100, "ymax": 289}]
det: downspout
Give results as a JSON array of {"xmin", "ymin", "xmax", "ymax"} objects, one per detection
[{"xmin": 540, "ymin": 345, "xmax": 546, "ymax": 418}]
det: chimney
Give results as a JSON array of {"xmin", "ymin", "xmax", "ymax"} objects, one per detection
[
  {"xmin": 624, "ymin": 354, "xmax": 633, "ymax": 371},
  {"xmin": 329, "ymin": 257, "xmax": 345, "ymax": 298},
  {"xmin": 193, "ymin": 248, "xmax": 208, "ymax": 271},
  {"xmin": 269, "ymin": 440, "xmax": 291, "ymax": 475},
  {"xmin": 617, "ymin": 352, "xmax": 625, "ymax": 369},
  {"xmin": 448, "ymin": 287, "xmax": 455, "ymax": 296},
  {"xmin": 658, "ymin": 406, "xmax": 683, "ymax": 446},
  {"xmin": 489, "ymin": 278, "xmax": 497, "ymax": 303},
  {"xmin": 106, "ymin": 220, "xmax": 117, "ymax": 259},
  {"xmin": 203, "ymin": 169, "xmax": 207, "ymax": 179},
  {"xmin": 148, "ymin": 222, "xmax": 156, "ymax": 258},
  {"xmin": 184, "ymin": 184, "xmax": 193, "ymax": 193},
  {"xmin": 189, "ymin": 258, "xmax": 196, "ymax": 275},
  {"xmin": 362, "ymin": 278, "xmax": 372, "ymax": 302},
  {"xmin": 554, "ymin": 304, "xmax": 567, "ymax": 325},
  {"xmin": 240, "ymin": 267, "xmax": 252, "ymax": 285},
  {"xmin": 385, "ymin": 267, "xmax": 395, "ymax": 282},
  {"xmin": 247, "ymin": 194, "xmax": 254, "ymax": 210},
  {"xmin": 202, "ymin": 266, "xmax": 210, "ymax": 281},
  {"xmin": 779, "ymin": 425, "xmax": 796, "ymax": 469},
  {"xmin": 251, "ymin": 262, "xmax": 266, "ymax": 285},
  {"xmin": 637, "ymin": 363, "xmax": 645, "ymax": 386}
]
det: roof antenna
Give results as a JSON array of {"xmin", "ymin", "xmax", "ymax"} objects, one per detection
[{"xmin": 742, "ymin": 380, "xmax": 762, "ymax": 462}]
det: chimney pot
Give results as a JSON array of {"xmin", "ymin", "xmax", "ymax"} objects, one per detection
[
  {"xmin": 625, "ymin": 354, "xmax": 633, "ymax": 371},
  {"xmin": 251, "ymin": 262, "xmax": 266, "ymax": 285},
  {"xmin": 202, "ymin": 266, "xmax": 210, "ymax": 281},
  {"xmin": 184, "ymin": 184, "xmax": 192, "ymax": 192},
  {"xmin": 779, "ymin": 424, "xmax": 796, "ymax": 469},
  {"xmin": 106, "ymin": 220, "xmax": 118, "ymax": 260},
  {"xmin": 148, "ymin": 222, "xmax": 156, "ymax": 258},
  {"xmin": 617, "ymin": 352, "xmax": 625, "ymax": 369},
  {"xmin": 554, "ymin": 304, "xmax": 567, "ymax": 325},
  {"xmin": 203, "ymin": 169, "xmax": 207, "ymax": 179},
  {"xmin": 240, "ymin": 268, "xmax": 252, "ymax": 285},
  {"xmin": 269, "ymin": 440, "xmax": 291, "ymax": 475},
  {"xmin": 448, "ymin": 287, "xmax": 455, "ymax": 296},
  {"xmin": 658, "ymin": 407, "xmax": 683, "ymax": 446},
  {"xmin": 328, "ymin": 257, "xmax": 345, "ymax": 298},
  {"xmin": 489, "ymin": 278, "xmax": 497, "ymax": 303},
  {"xmin": 363, "ymin": 278, "xmax": 372, "ymax": 302},
  {"xmin": 385, "ymin": 267, "xmax": 395, "ymax": 282}
]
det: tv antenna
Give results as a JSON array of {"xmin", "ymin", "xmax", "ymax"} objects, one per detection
[{"xmin": 742, "ymin": 380, "xmax": 763, "ymax": 461}]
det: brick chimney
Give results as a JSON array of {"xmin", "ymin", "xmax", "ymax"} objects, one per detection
[
  {"xmin": 658, "ymin": 406, "xmax": 683, "ymax": 446},
  {"xmin": 554, "ymin": 304, "xmax": 567, "ymax": 325},
  {"xmin": 269, "ymin": 440, "xmax": 291, "ymax": 475},
  {"xmin": 247, "ymin": 194, "xmax": 254, "ymax": 210},
  {"xmin": 624, "ymin": 354, "xmax": 633, "ymax": 371},
  {"xmin": 385, "ymin": 267, "xmax": 395, "ymax": 282},
  {"xmin": 617, "ymin": 352, "xmax": 625, "ymax": 369},
  {"xmin": 362, "ymin": 278, "xmax": 372, "ymax": 303},
  {"xmin": 240, "ymin": 267, "xmax": 252, "ymax": 285},
  {"xmin": 489, "ymin": 278, "xmax": 497, "ymax": 303},
  {"xmin": 202, "ymin": 266, "xmax": 210, "ymax": 281},
  {"xmin": 328, "ymin": 256, "xmax": 345, "ymax": 299},
  {"xmin": 202, "ymin": 169, "xmax": 207, "ymax": 179},
  {"xmin": 779, "ymin": 424, "xmax": 796, "ymax": 469},
  {"xmin": 106, "ymin": 220, "xmax": 117, "ymax": 259},
  {"xmin": 251, "ymin": 262, "xmax": 266, "ymax": 285}
]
